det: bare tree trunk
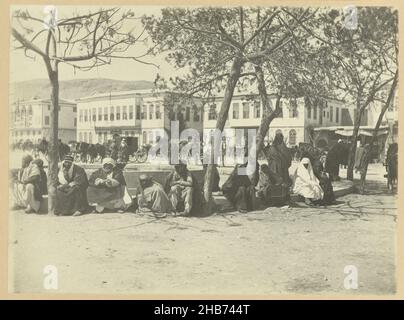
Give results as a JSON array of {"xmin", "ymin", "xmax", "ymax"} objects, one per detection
[
  {"xmin": 347, "ymin": 100, "xmax": 365, "ymax": 181},
  {"xmin": 47, "ymin": 67, "xmax": 59, "ymax": 215},
  {"xmin": 254, "ymin": 65, "xmax": 282, "ymax": 157},
  {"xmin": 203, "ymin": 57, "xmax": 242, "ymax": 214},
  {"xmin": 359, "ymin": 71, "xmax": 398, "ymax": 193}
]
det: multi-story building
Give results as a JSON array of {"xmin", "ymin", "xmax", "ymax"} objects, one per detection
[
  {"xmin": 10, "ymin": 98, "xmax": 77, "ymax": 144},
  {"xmin": 76, "ymin": 89, "xmax": 204, "ymax": 149},
  {"xmin": 203, "ymin": 94, "xmax": 349, "ymax": 148}
]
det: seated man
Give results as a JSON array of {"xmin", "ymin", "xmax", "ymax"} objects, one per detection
[
  {"xmin": 12, "ymin": 155, "xmax": 42, "ymax": 213},
  {"xmin": 55, "ymin": 155, "xmax": 89, "ymax": 216},
  {"xmin": 87, "ymin": 158, "xmax": 131, "ymax": 214},
  {"xmin": 256, "ymin": 164, "xmax": 289, "ymax": 207},
  {"xmin": 164, "ymin": 163, "xmax": 194, "ymax": 216},
  {"xmin": 137, "ymin": 174, "xmax": 172, "ymax": 218},
  {"xmin": 222, "ymin": 162, "xmax": 259, "ymax": 213},
  {"xmin": 293, "ymin": 157, "xmax": 324, "ymax": 205},
  {"xmin": 312, "ymin": 152, "xmax": 335, "ymax": 205},
  {"xmin": 33, "ymin": 158, "xmax": 48, "ymax": 196}
]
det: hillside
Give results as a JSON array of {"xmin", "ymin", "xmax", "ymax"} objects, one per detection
[{"xmin": 10, "ymin": 78, "xmax": 155, "ymax": 102}]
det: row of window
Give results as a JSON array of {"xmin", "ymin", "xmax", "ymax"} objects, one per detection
[
  {"xmin": 307, "ymin": 105, "xmax": 340, "ymax": 123},
  {"xmin": 11, "ymin": 130, "xmax": 42, "ymax": 137},
  {"xmin": 208, "ymin": 102, "xmax": 262, "ymax": 121}
]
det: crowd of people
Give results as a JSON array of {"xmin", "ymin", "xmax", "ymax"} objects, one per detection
[{"xmin": 11, "ymin": 132, "xmax": 341, "ymax": 217}]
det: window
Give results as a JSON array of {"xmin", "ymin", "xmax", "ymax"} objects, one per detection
[
  {"xmin": 233, "ymin": 103, "xmax": 239, "ymax": 119},
  {"xmin": 330, "ymin": 106, "xmax": 333, "ymax": 121},
  {"xmin": 73, "ymin": 107, "xmax": 77, "ymax": 112},
  {"xmin": 323, "ymin": 110, "xmax": 326, "ymax": 117},
  {"xmin": 98, "ymin": 133, "xmax": 102, "ymax": 143},
  {"xmin": 104, "ymin": 132, "xmax": 108, "ymax": 142},
  {"xmin": 135, "ymin": 105, "xmax": 140, "ymax": 120},
  {"xmin": 143, "ymin": 131, "xmax": 147, "ymax": 144},
  {"xmin": 74, "ymin": 118, "xmax": 77, "ymax": 127},
  {"xmin": 185, "ymin": 107, "xmax": 190, "ymax": 121},
  {"xmin": 208, "ymin": 104, "xmax": 217, "ymax": 120},
  {"xmin": 92, "ymin": 108, "xmax": 96, "ymax": 122},
  {"xmin": 98, "ymin": 107, "xmax": 102, "ymax": 121},
  {"xmin": 104, "ymin": 107, "xmax": 108, "ymax": 121},
  {"xmin": 313, "ymin": 105, "xmax": 317, "ymax": 120},
  {"xmin": 289, "ymin": 100, "xmax": 298, "ymax": 118},
  {"xmin": 45, "ymin": 116, "xmax": 50, "ymax": 125},
  {"xmin": 48, "ymin": 105, "xmax": 50, "ymax": 111},
  {"xmin": 110, "ymin": 107, "xmax": 114, "ymax": 121},
  {"xmin": 242, "ymin": 102, "xmax": 249, "ymax": 119},
  {"xmin": 149, "ymin": 105, "xmax": 154, "ymax": 120},
  {"xmin": 123, "ymin": 106, "xmax": 127, "ymax": 120},
  {"xmin": 156, "ymin": 105, "xmax": 161, "ymax": 119},
  {"xmin": 84, "ymin": 132, "xmax": 87, "ymax": 143},
  {"xmin": 89, "ymin": 132, "xmax": 92, "ymax": 144},
  {"xmin": 116, "ymin": 106, "xmax": 121, "ymax": 120},
  {"xmin": 79, "ymin": 132, "xmax": 82, "ymax": 142},
  {"xmin": 129, "ymin": 105, "xmax": 134, "ymax": 120},
  {"xmin": 336, "ymin": 107, "xmax": 339, "ymax": 123},
  {"xmin": 84, "ymin": 110, "xmax": 88, "ymax": 122},
  {"xmin": 307, "ymin": 105, "xmax": 311, "ymax": 119},
  {"xmin": 79, "ymin": 110, "xmax": 83, "ymax": 122},
  {"xmin": 289, "ymin": 129, "xmax": 297, "ymax": 146},
  {"xmin": 254, "ymin": 101, "xmax": 260, "ymax": 118},
  {"xmin": 149, "ymin": 131, "xmax": 154, "ymax": 143},
  {"xmin": 142, "ymin": 106, "xmax": 147, "ymax": 119},
  {"xmin": 193, "ymin": 109, "xmax": 200, "ymax": 122},
  {"xmin": 28, "ymin": 105, "xmax": 32, "ymax": 116}
]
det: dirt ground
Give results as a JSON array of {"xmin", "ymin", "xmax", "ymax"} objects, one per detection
[{"xmin": 8, "ymin": 164, "xmax": 396, "ymax": 295}]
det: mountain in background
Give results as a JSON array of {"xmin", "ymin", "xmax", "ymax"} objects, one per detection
[{"xmin": 10, "ymin": 78, "xmax": 155, "ymax": 102}]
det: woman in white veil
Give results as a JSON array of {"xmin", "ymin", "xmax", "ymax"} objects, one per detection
[{"xmin": 293, "ymin": 157, "xmax": 324, "ymax": 205}]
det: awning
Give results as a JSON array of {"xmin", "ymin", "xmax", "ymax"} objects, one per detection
[{"xmin": 335, "ymin": 129, "xmax": 388, "ymax": 137}]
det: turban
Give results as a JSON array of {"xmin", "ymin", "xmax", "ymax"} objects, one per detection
[
  {"xmin": 63, "ymin": 154, "xmax": 74, "ymax": 163},
  {"xmin": 301, "ymin": 157, "xmax": 310, "ymax": 165},
  {"xmin": 102, "ymin": 157, "xmax": 116, "ymax": 167}
]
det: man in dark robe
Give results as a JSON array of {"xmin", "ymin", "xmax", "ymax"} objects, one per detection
[
  {"xmin": 164, "ymin": 163, "xmax": 203, "ymax": 216},
  {"xmin": 312, "ymin": 152, "xmax": 336, "ymax": 205},
  {"xmin": 55, "ymin": 155, "xmax": 89, "ymax": 216},
  {"xmin": 325, "ymin": 139, "xmax": 345, "ymax": 181},
  {"xmin": 222, "ymin": 162, "xmax": 259, "ymax": 213},
  {"xmin": 87, "ymin": 157, "xmax": 132, "ymax": 214},
  {"xmin": 256, "ymin": 164, "xmax": 289, "ymax": 207},
  {"xmin": 265, "ymin": 132, "xmax": 292, "ymax": 187}
]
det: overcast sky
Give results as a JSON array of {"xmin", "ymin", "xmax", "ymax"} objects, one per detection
[{"xmin": 10, "ymin": 5, "xmax": 177, "ymax": 83}]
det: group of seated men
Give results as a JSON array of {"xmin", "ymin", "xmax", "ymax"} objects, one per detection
[
  {"xmin": 11, "ymin": 154, "xmax": 203, "ymax": 217},
  {"xmin": 12, "ymin": 132, "xmax": 336, "ymax": 216}
]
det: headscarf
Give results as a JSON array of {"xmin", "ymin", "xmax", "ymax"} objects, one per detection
[{"xmin": 296, "ymin": 157, "xmax": 319, "ymax": 184}]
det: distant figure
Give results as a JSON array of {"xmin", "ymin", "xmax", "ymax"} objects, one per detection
[
  {"xmin": 12, "ymin": 155, "xmax": 42, "ymax": 213},
  {"xmin": 293, "ymin": 157, "xmax": 324, "ymax": 206},
  {"xmin": 325, "ymin": 139, "xmax": 345, "ymax": 181},
  {"xmin": 55, "ymin": 155, "xmax": 89, "ymax": 216},
  {"xmin": 87, "ymin": 158, "xmax": 132, "ymax": 214},
  {"xmin": 137, "ymin": 174, "xmax": 172, "ymax": 217},
  {"xmin": 222, "ymin": 162, "xmax": 259, "ymax": 213},
  {"xmin": 118, "ymin": 138, "xmax": 129, "ymax": 163}
]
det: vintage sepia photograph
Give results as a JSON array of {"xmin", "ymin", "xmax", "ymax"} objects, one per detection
[{"xmin": 7, "ymin": 3, "xmax": 399, "ymax": 295}]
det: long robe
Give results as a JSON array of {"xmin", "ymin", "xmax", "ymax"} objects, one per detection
[
  {"xmin": 256, "ymin": 169, "xmax": 289, "ymax": 206},
  {"xmin": 87, "ymin": 168, "xmax": 131, "ymax": 210},
  {"xmin": 55, "ymin": 164, "xmax": 89, "ymax": 215},
  {"xmin": 325, "ymin": 142, "xmax": 345, "ymax": 181},
  {"xmin": 164, "ymin": 169, "xmax": 204, "ymax": 216},
  {"xmin": 266, "ymin": 143, "xmax": 292, "ymax": 186},
  {"xmin": 312, "ymin": 160, "xmax": 335, "ymax": 205},
  {"xmin": 222, "ymin": 164, "xmax": 259, "ymax": 212},
  {"xmin": 138, "ymin": 181, "xmax": 172, "ymax": 213},
  {"xmin": 293, "ymin": 160, "xmax": 324, "ymax": 201},
  {"xmin": 13, "ymin": 162, "xmax": 42, "ymax": 212}
]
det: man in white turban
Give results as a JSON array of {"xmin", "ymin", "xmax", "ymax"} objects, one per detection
[
  {"xmin": 87, "ymin": 157, "xmax": 132, "ymax": 213},
  {"xmin": 293, "ymin": 157, "xmax": 324, "ymax": 205}
]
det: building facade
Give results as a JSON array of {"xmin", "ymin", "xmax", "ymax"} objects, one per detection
[
  {"xmin": 203, "ymin": 94, "xmax": 349, "ymax": 148},
  {"xmin": 76, "ymin": 90, "xmax": 204, "ymax": 148},
  {"xmin": 10, "ymin": 98, "xmax": 77, "ymax": 144}
]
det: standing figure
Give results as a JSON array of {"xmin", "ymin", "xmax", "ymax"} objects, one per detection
[
  {"xmin": 87, "ymin": 158, "xmax": 132, "ymax": 213},
  {"xmin": 312, "ymin": 152, "xmax": 335, "ymax": 205},
  {"xmin": 55, "ymin": 155, "xmax": 89, "ymax": 216},
  {"xmin": 266, "ymin": 132, "xmax": 292, "ymax": 187}
]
